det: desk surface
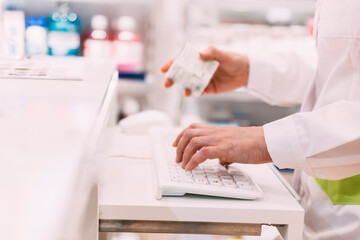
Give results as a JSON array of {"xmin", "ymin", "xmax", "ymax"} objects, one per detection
[
  {"xmin": 99, "ymin": 137, "xmax": 304, "ymax": 226},
  {"xmin": 0, "ymin": 57, "xmax": 116, "ymax": 240}
]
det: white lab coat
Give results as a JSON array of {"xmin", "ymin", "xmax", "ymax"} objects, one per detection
[{"xmin": 246, "ymin": 0, "xmax": 360, "ymax": 239}]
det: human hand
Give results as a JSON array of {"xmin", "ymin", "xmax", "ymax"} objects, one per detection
[
  {"xmin": 172, "ymin": 123, "xmax": 272, "ymax": 171},
  {"xmin": 160, "ymin": 47, "xmax": 250, "ymax": 97}
]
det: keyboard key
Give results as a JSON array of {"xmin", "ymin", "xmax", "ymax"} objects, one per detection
[
  {"xmin": 228, "ymin": 169, "xmax": 243, "ymax": 174},
  {"xmin": 179, "ymin": 170, "xmax": 192, "ymax": 177},
  {"xmin": 217, "ymin": 167, "xmax": 228, "ymax": 172},
  {"xmin": 209, "ymin": 178, "xmax": 223, "ymax": 186},
  {"xmin": 204, "ymin": 170, "xmax": 216, "ymax": 175},
  {"xmin": 233, "ymin": 175, "xmax": 248, "ymax": 182},
  {"xmin": 195, "ymin": 178, "xmax": 208, "ymax": 185},
  {"xmin": 222, "ymin": 178, "xmax": 235, "ymax": 183},
  {"xmin": 202, "ymin": 166, "xmax": 215, "ymax": 172},
  {"xmin": 193, "ymin": 173, "xmax": 205, "ymax": 178},
  {"xmin": 218, "ymin": 171, "xmax": 231, "ymax": 177},
  {"xmin": 205, "ymin": 172, "xmax": 218, "ymax": 178},
  {"xmin": 192, "ymin": 168, "xmax": 203, "ymax": 173},
  {"xmin": 171, "ymin": 176, "xmax": 181, "ymax": 182},
  {"xmin": 223, "ymin": 182, "xmax": 237, "ymax": 188},
  {"xmin": 169, "ymin": 173, "xmax": 178, "ymax": 178},
  {"xmin": 220, "ymin": 175, "xmax": 233, "ymax": 181},
  {"xmin": 181, "ymin": 177, "xmax": 194, "ymax": 184},
  {"xmin": 236, "ymin": 182, "xmax": 253, "ymax": 190}
]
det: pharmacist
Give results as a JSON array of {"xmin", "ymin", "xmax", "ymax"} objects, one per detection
[{"xmin": 161, "ymin": 0, "xmax": 360, "ymax": 239}]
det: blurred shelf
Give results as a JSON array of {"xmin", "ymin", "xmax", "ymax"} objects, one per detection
[
  {"xmin": 203, "ymin": 0, "xmax": 316, "ymax": 13},
  {"xmin": 24, "ymin": 0, "xmax": 153, "ymax": 4},
  {"xmin": 117, "ymin": 79, "xmax": 151, "ymax": 96},
  {"xmin": 71, "ymin": 0, "xmax": 152, "ymax": 4},
  {"xmin": 200, "ymin": 88, "xmax": 262, "ymax": 103}
]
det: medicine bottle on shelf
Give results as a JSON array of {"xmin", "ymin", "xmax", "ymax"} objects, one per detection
[
  {"xmin": 83, "ymin": 15, "xmax": 111, "ymax": 58},
  {"xmin": 112, "ymin": 16, "xmax": 144, "ymax": 78},
  {"xmin": 25, "ymin": 16, "xmax": 47, "ymax": 56},
  {"xmin": 2, "ymin": 10, "xmax": 25, "ymax": 58},
  {"xmin": 47, "ymin": 2, "xmax": 81, "ymax": 56}
]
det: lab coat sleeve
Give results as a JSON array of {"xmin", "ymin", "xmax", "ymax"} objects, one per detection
[
  {"xmin": 246, "ymin": 51, "xmax": 316, "ymax": 106},
  {"xmin": 264, "ymin": 100, "xmax": 360, "ymax": 180}
]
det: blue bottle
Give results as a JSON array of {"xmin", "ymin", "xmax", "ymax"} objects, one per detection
[
  {"xmin": 47, "ymin": 2, "xmax": 81, "ymax": 56},
  {"xmin": 25, "ymin": 16, "xmax": 48, "ymax": 56}
]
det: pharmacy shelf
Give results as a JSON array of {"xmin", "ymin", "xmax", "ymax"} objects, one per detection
[
  {"xmin": 200, "ymin": 88, "xmax": 263, "ymax": 103},
  {"xmin": 33, "ymin": 0, "xmax": 153, "ymax": 4},
  {"xmin": 215, "ymin": 0, "xmax": 316, "ymax": 13},
  {"xmin": 117, "ymin": 79, "xmax": 152, "ymax": 96}
]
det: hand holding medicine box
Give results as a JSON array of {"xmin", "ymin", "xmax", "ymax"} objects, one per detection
[{"xmin": 165, "ymin": 44, "xmax": 219, "ymax": 97}]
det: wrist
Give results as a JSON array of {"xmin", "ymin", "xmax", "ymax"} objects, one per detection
[
  {"xmin": 238, "ymin": 54, "xmax": 250, "ymax": 88},
  {"xmin": 257, "ymin": 126, "xmax": 273, "ymax": 164},
  {"xmin": 243, "ymin": 55, "xmax": 250, "ymax": 87}
]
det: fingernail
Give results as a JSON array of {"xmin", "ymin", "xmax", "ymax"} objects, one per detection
[{"xmin": 175, "ymin": 155, "xmax": 180, "ymax": 163}]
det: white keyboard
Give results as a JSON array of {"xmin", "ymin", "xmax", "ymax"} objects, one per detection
[{"xmin": 150, "ymin": 128, "xmax": 263, "ymax": 200}]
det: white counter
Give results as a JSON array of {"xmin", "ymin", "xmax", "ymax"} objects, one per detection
[
  {"xmin": 98, "ymin": 133, "xmax": 304, "ymax": 240},
  {"xmin": 0, "ymin": 57, "xmax": 117, "ymax": 240}
]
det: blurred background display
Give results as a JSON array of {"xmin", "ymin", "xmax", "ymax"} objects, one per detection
[{"xmin": 0, "ymin": 0, "xmax": 316, "ymax": 135}]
